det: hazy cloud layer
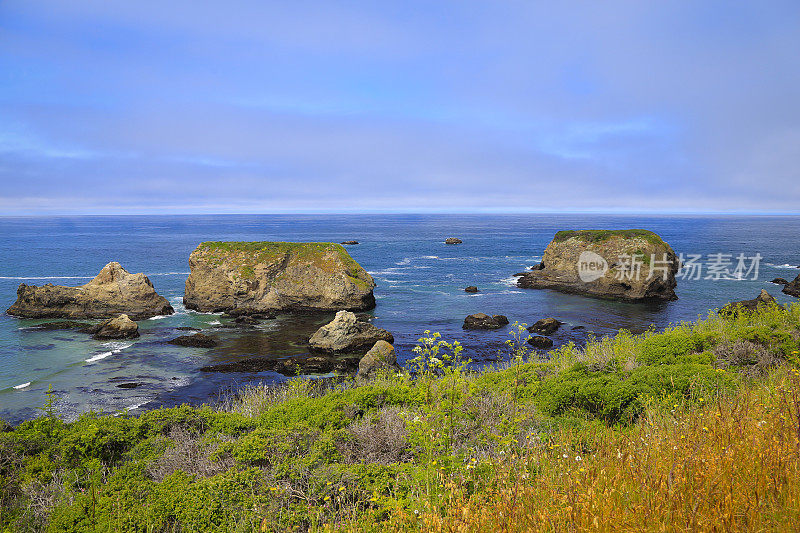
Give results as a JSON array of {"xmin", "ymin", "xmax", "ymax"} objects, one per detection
[{"xmin": 1, "ymin": 1, "xmax": 798, "ymax": 214}]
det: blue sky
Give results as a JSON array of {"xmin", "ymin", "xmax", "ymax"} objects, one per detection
[{"xmin": 1, "ymin": 1, "xmax": 799, "ymax": 214}]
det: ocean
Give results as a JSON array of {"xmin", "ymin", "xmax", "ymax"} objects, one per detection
[{"xmin": 1, "ymin": 214, "xmax": 798, "ymax": 424}]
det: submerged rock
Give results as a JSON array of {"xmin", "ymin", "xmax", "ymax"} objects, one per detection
[
  {"xmin": 7, "ymin": 262, "xmax": 174, "ymax": 320},
  {"xmin": 528, "ymin": 318, "xmax": 562, "ymax": 335},
  {"xmin": 783, "ymin": 275, "xmax": 800, "ymax": 298},
  {"xmin": 358, "ymin": 340, "xmax": 400, "ymax": 378},
  {"xmin": 309, "ymin": 310, "xmax": 393, "ymax": 355},
  {"xmin": 463, "ymin": 313, "xmax": 509, "ymax": 330},
  {"xmin": 90, "ymin": 314, "xmax": 139, "ymax": 340},
  {"xmin": 168, "ymin": 333, "xmax": 218, "ymax": 348},
  {"xmin": 517, "ymin": 230, "xmax": 680, "ymax": 301},
  {"xmin": 720, "ymin": 290, "xmax": 778, "ymax": 316},
  {"xmin": 445, "ymin": 237, "xmax": 463, "ymax": 244},
  {"xmin": 31, "ymin": 321, "xmax": 93, "ymax": 331},
  {"xmin": 527, "ymin": 336, "xmax": 554, "ymax": 349},
  {"xmin": 183, "ymin": 242, "xmax": 376, "ymax": 314}
]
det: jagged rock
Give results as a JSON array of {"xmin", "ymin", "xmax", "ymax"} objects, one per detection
[
  {"xmin": 528, "ymin": 318, "xmax": 562, "ymax": 335},
  {"xmin": 527, "ymin": 336, "xmax": 554, "ymax": 349},
  {"xmin": 7, "ymin": 262, "xmax": 173, "ymax": 320},
  {"xmin": 445, "ymin": 237, "xmax": 463, "ymax": 244},
  {"xmin": 770, "ymin": 278, "xmax": 789, "ymax": 285},
  {"xmin": 465, "ymin": 286, "xmax": 479, "ymax": 293},
  {"xmin": 358, "ymin": 340, "xmax": 400, "ymax": 378},
  {"xmin": 517, "ymin": 230, "xmax": 680, "ymax": 301},
  {"xmin": 341, "ymin": 241, "xmax": 359, "ymax": 245},
  {"xmin": 463, "ymin": 313, "xmax": 509, "ymax": 330},
  {"xmin": 91, "ymin": 314, "xmax": 139, "ymax": 340},
  {"xmin": 168, "ymin": 333, "xmax": 218, "ymax": 348},
  {"xmin": 783, "ymin": 275, "xmax": 800, "ymax": 298},
  {"xmin": 183, "ymin": 242, "xmax": 376, "ymax": 314},
  {"xmin": 720, "ymin": 290, "xmax": 778, "ymax": 316},
  {"xmin": 309, "ymin": 310, "xmax": 393, "ymax": 355}
]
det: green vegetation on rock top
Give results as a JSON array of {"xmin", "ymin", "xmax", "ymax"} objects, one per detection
[{"xmin": 553, "ymin": 229, "xmax": 666, "ymax": 246}]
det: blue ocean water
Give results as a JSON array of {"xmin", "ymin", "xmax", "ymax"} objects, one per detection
[{"xmin": 0, "ymin": 214, "xmax": 798, "ymax": 424}]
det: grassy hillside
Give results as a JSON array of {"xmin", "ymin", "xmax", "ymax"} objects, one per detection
[{"xmin": 1, "ymin": 303, "xmax": 799, "ymax": 531}]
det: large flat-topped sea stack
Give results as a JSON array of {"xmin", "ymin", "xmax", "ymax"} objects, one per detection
[
  {"xmin": 7, "ymin": 262, "xmax": 174, "ymax": 320},
  {"xmin": 517, "ymin": 229, "xmax": 680, "ymax": 301},
  {"xmin": 183, "ymin": 241, "xmax": 376, "ymax": 313}
]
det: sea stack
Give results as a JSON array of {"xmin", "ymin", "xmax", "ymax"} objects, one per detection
[
  {"xmin": 517, "ymin": 230, "xmax": 680, "ymax": 301},
  {"xmin": 183, "ymin": 241, "xmax": 376, "ymax": 314},
  {"xmin": 7, "ymin": 262, "xmax": 173, "ymax": 320}
]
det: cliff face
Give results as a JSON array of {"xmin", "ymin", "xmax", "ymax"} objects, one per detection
[
  {"xmin": 183, "ymin": 242, "xmax": 376, "ymax": 313},
  {"xmin": 783, "ymin": 274, "xmax": 800, "ymax": 298},
  {"xmin": 517, "ymin": 230, "xmax": 680, "ymax": 301},
  {"xmin": 7, "ymin": 262, "xmax": 174, "ymax": 320}
]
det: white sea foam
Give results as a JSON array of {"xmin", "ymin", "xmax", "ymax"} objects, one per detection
[
  {"xmin": 147, "ymin": 315, "xmax": 168, "ymax": 320},
  {"xmin": 85, "ymin": 342, "xmax": 133, "ymax": 363},
  {"xmin": 421, "ymin": 255, "xmax": 439, "ymax": 259},
  {"xmin": 125, "ymin": 401, "xmax": 148, "ymax": 411},
  {"xmin": 499, "ymin": 276, "xmax": 521, "ymax": 287},
  {"xmin": 208, "ymin": 320, "xmax": 222, "ymax": 325},
  {"xmin": 765, "ymin": 263, "xmax": 799, "ymax": 269},
  {"xmin": 13, "ymin": 382, "xmax": 31, "ymax": 390}
]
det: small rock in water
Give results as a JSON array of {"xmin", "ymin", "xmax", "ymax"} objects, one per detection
[
  {"xmin": 309, "ymin": 310, "xmax": 393, "ymax": 355},
  {"xmin": 32, "ymin": 321, "xmax": 93, "ymax": 331},
  {"xmin": 445, "ymin": 237, "xmax": 463, "ymax": 244},
  {"xmin": 176, "ymin": 326, "xmax": 201, "ymax": 331},
  {"xmin": 770, "ymin": 278, "xmax": 789, "ymax": 285},
  {"xmin": 528, "ymin": 318, "xmax": 562, "ymax": 335},
  {"xmin": 341, "ymin": 240, "xmax": 359, "ymax": 245},
  {"xmin": 116, "ymin": 382, "xmax": 140, "ymax": 389},
  {"xmin": 527, "ymin": 336, "xmax": 554, "ymax": 349},
  {"xmin": 168, "ymin": 333, "xmax": 218, "ymax": 348},
  {"xmin": 91, "ymin": 314, "xmax": 140, "ymax": 340},
  {"xmin": 464, "ymin": 286, "xmax": 479, "ymax": 293},
  {"xmin": 234, "ymin": 315, "xmax": 260, "ymax": 325},
  {"xmin": 463, "ymin": 313, "xmax": 509, "ymax": 330}
]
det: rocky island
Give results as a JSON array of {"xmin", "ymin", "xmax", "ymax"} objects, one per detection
[
  {"xmin": 6, "ymin": 262, "xmax": 173, "ymax": 320},
  {"xmin": 183, "ymin": 241, "xmax": 376, "ymax": 314},
  {"xmin": 517, "ymin": 229, "xmax": 680, "ymax": 301},
  {"xmin": 783, "ymin": 274, "xmax": 800, "ymax": 297}
]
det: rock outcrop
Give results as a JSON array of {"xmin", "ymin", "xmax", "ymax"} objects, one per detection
[
  {"xmin": 783, "ymin": 275, "xmax": 800, "ymax": 298},
  {"xmin": 183, "ymin": 242, "xmax": 376, "ymax": 314},
  {"xmin": 445, "ymin": 238, "xmax": 462, "ymax": 244},
  {"xmin": 517, "ymin": 230, "xmax": 680, "ymax": 301},
  {"xmin": 720, "ymin": 290, "xmax": 777, "ymax": 316},
  {"xmin": 463, "ymin": 313, "xmax": 509, "ymax": 330},
  {"xmin": 309, "ymin": 310, "xmax": 393, "ymax": 355},
  {"xmin": 527, "ymin": 336, "xmax": 553, "ymax": 349},
  {"xmin": 168, "ymin": 333, "xmax": 219, "ymax": 347},
  {"xmin": 528, "ymin": 318, "xmax": 562, "ymax": 335},
  {"xmin": 89, "ymin": 314, "xmax": 139, "ymax": 340},
  {"xmin": 357, "ymin": 340, "xmax": 400, "ymax": 378},
  {"xmin": 770, "ymin": 278, "xmax": 789, "ymax": 285},
  {"xmin": 341, "ymin": 241, "xmax": 359, "ymax": 245},
  {"xmin": 464, "ymin": 286, "xmax": 479, "ymax": 293},
  {"xmin": 7, "ymin": 262, "xmax": 173, "ymax": 320}
]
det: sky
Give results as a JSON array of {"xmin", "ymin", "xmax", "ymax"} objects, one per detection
[{"xmin": 1, "ymin": 1, "xmax": 799, "ymax": 215}]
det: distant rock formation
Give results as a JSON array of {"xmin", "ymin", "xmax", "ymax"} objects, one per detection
[
  {"xmin": 7, "ymin": 262, "xmax": 174, "ymax": 320},
  {"xmin": 88, "ymin": 314, "xmax": 139, "ymax": 340},
  {"xmin": 183, "ymin": 242, "xmax": 376, "ymax": 314},
  {"xmin": 309, "ymin": 310, "xmax": 393, "ymax": 355},
  {"xmin": 464, "ymin": 286, "xmax": 479, "ymax": 293},
  {"xmin": 720, "ymin": 289, "xmax": 778, "ymax": 316},
  {"xmin": 341, "ymin": 241, "xmax": 359, "ymax": 245},
  {"xmin": 517, "ymin": 230, "xmax": 680, "ymax": 301},
  {"xmin": 445, "ymin": 238, "xmax": 463, "ymax": 244},
  {"xmin": 783, "ymin": 275, "xmax": 800, "ymax": 298},
  {"xmin": 463, "ymin": 313, "xmax": 509, "ymax": 330}
]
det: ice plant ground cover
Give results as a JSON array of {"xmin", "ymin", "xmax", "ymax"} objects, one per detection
[{"xmin": 1, "ymin": 304, "xmax": 799, "ymax": 531}]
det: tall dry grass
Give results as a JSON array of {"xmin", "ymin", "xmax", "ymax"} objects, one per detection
[{"xmin": 387, "ymin": 368, "xmax": 800, "ymax": 532}]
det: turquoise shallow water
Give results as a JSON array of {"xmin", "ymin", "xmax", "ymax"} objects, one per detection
[{"xmin": 1, "ymin": 214, "xmax": 798, "ymax": 424}]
